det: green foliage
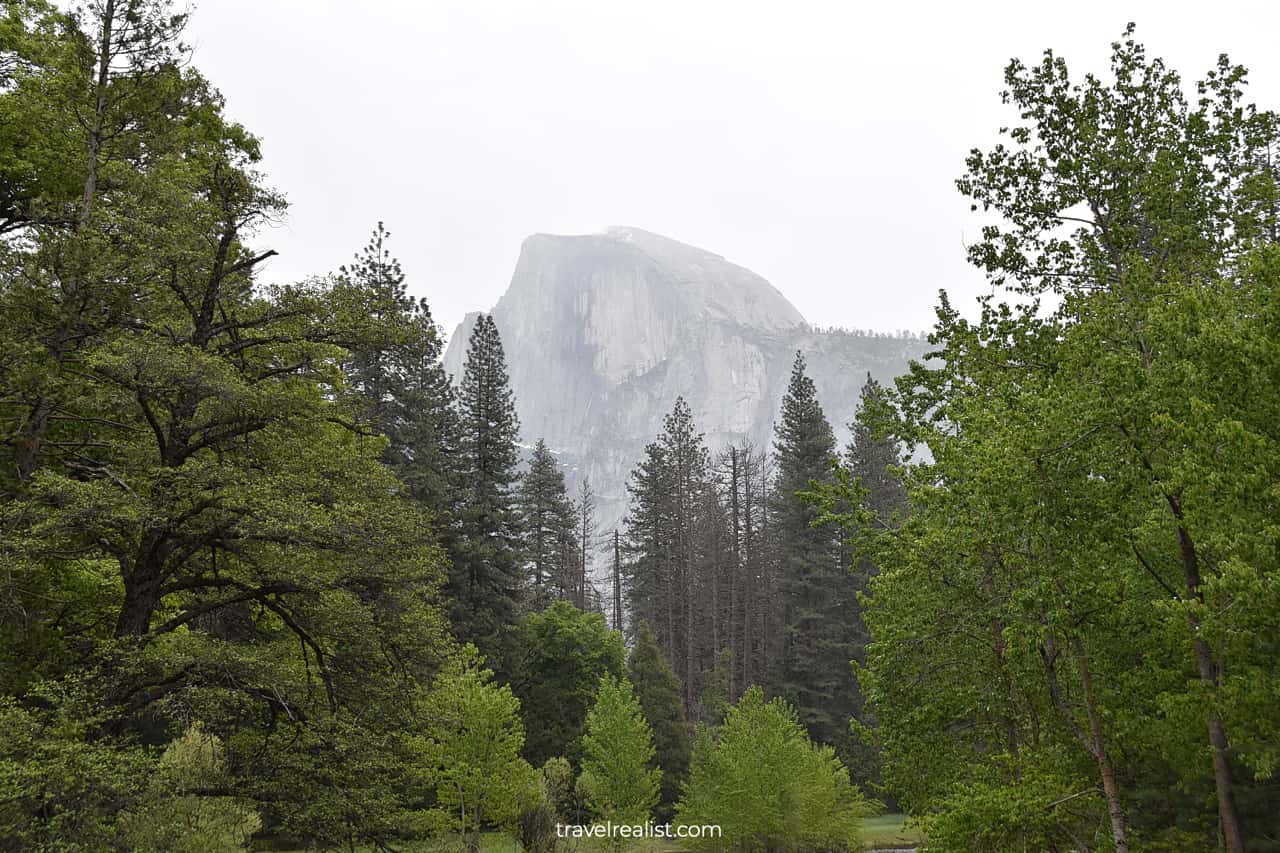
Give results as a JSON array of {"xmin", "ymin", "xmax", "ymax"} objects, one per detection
[
  {"xmin": 0, "ymin": 556, "xmax": 119, "ymax": 695},
  {"xmin": 453, "ymin": 313, "xmax": 524, "ymax": 671},
  {"xmin": 623, "ymin": 397, "xmax": 727, "ymax": 719},
  {"xmin": 627, "ymin": 620, "xmax": 691, "ymax": 817},
  {"xmin": 676, "ymin": 687, "xmax": 874, "ymax": 852},
  {"xmin": 519, "ymin": 439, "xmax": 578, "ymax": 606},
  {"xmin": 0, "ymin": 4, "xmax": 456, "ymax": 847},
  {"xmin": 0, "ymin": 694, "xmax": 152, "ymax": 848},
  {"xmin": 511, "ymin": 600, "xmax": 625, "ymax": 768},
  {"xmin": 853, "ymin": 26, "xmax": 1280, "ymax": 852},
  {"xmin": 230, "ymin": 710, "xmax": 440, "ymax": 848},
  {"xmin": 340, "ymin": 221, "xmax": 460, "ymax": 513},
  {"xmin": 413, "ymin": 654, "xmax": 540, "ymax": 853},
  {"xmin": 768, "ymin": 352, "xmax": 856, "ymax": 755},
  {"xmin": 578, "ymin": 675, "xmax": 661, "ymax": 828},
  {"xmin": 517, "ymin": 755, "xmax": 579, "ymax": 853},
  {"xmin": 540, "ymin": 756, "xmax": 577, "ymax": 819},
  {"xmin": 803, "ymin": 373, "xmax": 908, "ymax": 793},
  {"xmin": 920, "ymin": 766, "xmax": 1087, "ymax": 853},
  {"xmin": 117, "ymin": 722, "xmax": 262, "ymax": 853},
  {"xmin": 841, "ymin": 374, "xmax": 907, "ymax": 525},
  {"xmin": 0, "ymin": 703, "xmax": 262, "ymax": 851}
]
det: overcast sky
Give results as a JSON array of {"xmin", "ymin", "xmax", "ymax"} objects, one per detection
[{"xmin": 184, "ymin": 0, "xmax": 1279, "ymax": 339}]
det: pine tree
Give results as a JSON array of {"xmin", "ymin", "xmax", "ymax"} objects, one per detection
[
  {"xmin": 341, "ymin": 222, "xmax": 411, "ymax": 427},
  {"xmin": 627, "ymin": 620, "xmax": 691, "ymax": 819},
  {"xmin": 716, "ymin": 441, "xmax": 778, "ymax": 698},
  {"xmin": 454, "ymin": 313, "xmax": 524, "ymax": 668},
  {"xmin": 624, "ymin": 438, "xmax": 675, "ymax": 646},
  {"xmin": 839, "ymin": 373, "xmax": 907, "ymax": 787},
  {"xmin": 518, "ymin": 439, "xmax": 577, "ymax": 608},
  {"xmin": 578, "ymin": 675, "xmax": 661, "ymax": 829},
  {"xmin": 768, "ymin": 352, "xmax": 854, "ymax": 756},
  {"xmin": 844, "ymin": 374, "xmax": 907, "ymax": 525},
  {"xmin": 623, "ymin": 397, "xmax": 714, "ymax": 713},
  {"xmin": 340, "ymin": 223, "xmax": 459, "ymax": 513}
]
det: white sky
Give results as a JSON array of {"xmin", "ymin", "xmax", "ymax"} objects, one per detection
[{"xmin": 184, "ymin": 0, "xmax": 1280, "ymax": 338}]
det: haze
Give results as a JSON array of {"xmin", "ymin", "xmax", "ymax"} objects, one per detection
[{"xmin": 184, "ymin": 0, "xmax": 1280, "ymax": 337}]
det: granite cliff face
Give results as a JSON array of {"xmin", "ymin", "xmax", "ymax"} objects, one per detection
[{"xmin": 443, "ymin": 227, "xmax": 928, "ymax": 551}]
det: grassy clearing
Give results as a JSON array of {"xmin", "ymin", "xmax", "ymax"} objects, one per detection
[{"xmin": 858, "ymin": 813, "xmax": 925, "ymax": 848}]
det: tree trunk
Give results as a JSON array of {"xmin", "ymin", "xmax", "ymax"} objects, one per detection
[
  {"xmin": 14, "ymin": 395, "xmax": 54, "ymax": 483},
  {"xmin": 758, "ymin": 462, "xmax": 770, "ymax": 683},
  {"xmin": 114, "ymin": 528, "xmax": 174, "ymax": 637},
  {"xmin": 1208, "ymin": 715, "xmax": 1245, "ymax": 853},
  {"xmin": 684, "ymin": 558, "xmax": 695, "ymax": 712},
  {"xmin": 1169, "ymin": 504, "xmax": 1246, "ymax": 853},
  {"xmin": 612, "ymin": 529, "xmax": 622, "ymax": 631},
  {"xmin": 13, "ymin": 0, "xmax": 116, "ymax": 482},
  {"xmin": 1073, "ymin": 637, "xmax": 1130, "ymax": 853},
  {"xmin": 1041, "ymin": 631, "xmax": 1132, "ymax": 853},
  {"xmin": 728, "ymin": 447, "xmax": 741, "ymax": 698},
  {"xmin": 116, "ymin": 562, "xmax": 160, "ymax": 636}
]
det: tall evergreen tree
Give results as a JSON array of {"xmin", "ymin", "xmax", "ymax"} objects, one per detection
[
  {"xmin": 518, "ymin": 439, "xmax": 576, "ymax": 607},
  {"xmin": 716, "ymin": 441, "xmax": 778, "ymax": 698},
  {"xmin": 623, "ymin": 397, "xmax": 714, "ymax": 713},
  {"xmin": 453, "ymin": 313, "xmax": 524, "ymax": 667},
  {"xmin": 836, "ymin": 374, "xmax": 908, "ymax": 787},
  {"xmin": 340, "ymin": 223, "xmax": 459, "ymax": 512},
  {"xmin": 768, "ymin": 352, "xmax": 854, "ymax": 755},
  {"xmin": 627, "ymin": 620, "xmax": 691, "ymax": 819},
  {"xmin": 624, "ymin": 437, "xmax": 675, "ymax": 645},
  {"xmin": 844, "ymin": 374, "xmax": 907, "ymax": 524},
  {"xmin": 839, "ymin": 374, "xmax": 908, "ymax": 675},
  {"xmin": 341, "ymin": 222, "xmax": 410, "ymax": 428}
]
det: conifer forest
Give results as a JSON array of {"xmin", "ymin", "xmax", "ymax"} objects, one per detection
[{"xmin": 0, "ymin": 3, "xmax": 1277, "ymax": 851}]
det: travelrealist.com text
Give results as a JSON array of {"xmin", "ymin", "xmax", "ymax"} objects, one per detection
[{"xmin": 555, "ymin": 822, "xmax": 722, "ymax": 839}]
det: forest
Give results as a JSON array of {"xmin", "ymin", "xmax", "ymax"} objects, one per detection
[{"xmin": 1, "ymin": 2, "xmax": 1278, "ymax": 852}]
